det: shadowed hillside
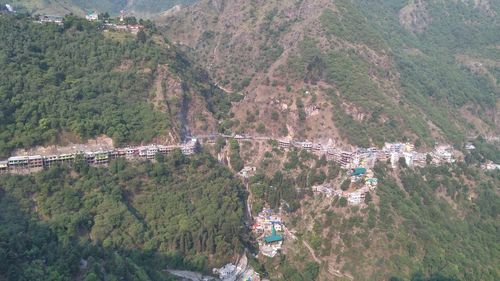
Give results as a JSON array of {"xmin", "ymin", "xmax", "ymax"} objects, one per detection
[{"xmin": 0, "ymin": 151, "xmax": 246, "ymax": 280}]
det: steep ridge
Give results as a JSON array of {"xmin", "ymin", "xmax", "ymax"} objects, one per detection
[
  {"xmin": 0, "ymin": 14, "xmax": 228, "ymax": 157},
  {"xmin": 159, "ymin": 0, "xmax": 499, "ymax": 148}
]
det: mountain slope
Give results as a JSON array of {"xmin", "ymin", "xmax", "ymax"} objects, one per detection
[
  {"xmin": 0, "ymin": 152, "xmax": 246, "ymax": 280},
  {"xmin": 159, "ymin": 0, "xmax": 499, "ymax": 147},
  {"xmin": 0, "ymin": 14, "xmax": 228, "ymax": 157},
  {"xmin": 218, "ymin": 139, "xmax": 499, "ymax": 280},
  {"xmin": 6, "ymin": 0, "xmax": 196, "ymax": 16},
  {"xmin": 280, "ymin": 163, "xmax": 500, "ymax": 280}
]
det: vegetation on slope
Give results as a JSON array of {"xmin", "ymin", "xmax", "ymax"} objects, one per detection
[
  {"xmin": 237, "ymin": 141, "xmax": 500, "ymax": 280},
  {"xmin": 281, "ymin": 163, "xmax": 500, "ymax": 280},
  {"xmin": 288, "ymin": 0, "xmax": 499, "ymax": 146},
  {"xmin": 0, "ymin": 151, "xmax": 246, "ymax": 280},
  {"xmin": 0, "ymin": 15, "xmax": 232, "ymax": 157},
  {"xmin": 318, "ymin": 0, "xmax": 499, "ymax": 144},
  {"xmin": 6, "ymin": 0, "xmax": 196, "ymax": 16},
  {"xmin": 161, "ymin": 0, "xmax": 498, "ymax": 146},
  {"xmin": 0, "ymin": 15, "xmax": 166, "ymax": 156}
]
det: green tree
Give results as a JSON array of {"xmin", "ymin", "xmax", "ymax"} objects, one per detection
[
  {"xmin": 339, "ymin": 197, "xmax": 348, "ymax": 207},
  {"xmin": 340, "ymin": 179, "xmax": 351, "ymax": 191},
  {"xmin": 137, "ymin": 29, "xmax": 147, "ymax": 43}
]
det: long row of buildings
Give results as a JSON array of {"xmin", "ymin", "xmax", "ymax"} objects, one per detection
[
  {"xmin": 276, "ymin": 139, "xmax": 455, "ymax": 169},
  {"xmin": 200, "ymin": 133, "xmax": 456, "ymax": 170},
  {"xmin": 0, "ymin": 139, "xmax": 198, "ymax": 173}
]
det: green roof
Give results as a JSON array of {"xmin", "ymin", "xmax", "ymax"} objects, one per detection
[
  {"xmin": 264, "ymin": 225, "xmax": 282, "ymax": 243},
  {"xmin": 352, "ymin": 167, "xmax": 367, "ymax": 176}
]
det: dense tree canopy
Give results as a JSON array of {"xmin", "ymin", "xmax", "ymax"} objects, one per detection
[
  {"xmin": 0, "ymin": 15, "xmax": 232, "ymax": 157},
  {"xmin": 0, "ymin": 152, "xmax": 246, "ymax": 280},
  {"xmin": 0, "ymin": 15, "xmax": 172, "ymax": 156}
]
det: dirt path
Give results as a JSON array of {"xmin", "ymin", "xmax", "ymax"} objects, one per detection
[
  {"xmin": 165, "ymin": 270, "xmax": 215, "ymax": 281},
  {"xmin": 302, "ymin": 240, "xmax": 321, "ymax": 264}
]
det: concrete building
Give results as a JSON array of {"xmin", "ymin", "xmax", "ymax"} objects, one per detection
[
  {"xmin": 301, "ymin": 142, "xmax": 313, "ymax": 150},
  {"xmin": 8, "ymin": 155, "xmax": 43, "ymax": 168},
  {"xmin": 85, "ymin": 12, "xmax": 98, "ymax": 21},
  {"xmin": 403, "ymin": 152, "xmax": 414, "ymax": 167},
  {"xmin": 39, "ymin": 15, "xmax": 63, "ymax": 24},
  {"xmin": 278, "ymin": 139, "xmax": 291, "ymax": 148},
  {"xmin": 348, "ymin": 192, "xmax": 364, "ymax": 205},
  {"xmin": 465, "ymin": 143, "xmax": 476, "ymax": 150},
  {"xmin": 340, "ymin": 152, "xmax": 353, "ymax": 168},
  {"xmin": 94, "ymin": 151, "xmax": 110, "ymax": 164},
  {"xmin": 390, "ymin": 152, "xmax": 399, "ymax": 169},
  {"xmin": 312, "ymin": 144, "xmax": 323, "ymax": 152},
  {"xmin": 0, "ymin": 161, "xmax": 8, "ymax": 172},
  {"xmin": 146, "ymin": 146, "xmax": 158, "ymax": 159}
]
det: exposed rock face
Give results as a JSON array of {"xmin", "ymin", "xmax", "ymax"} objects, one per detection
[
  {"xmin": 157, "ymin": 0, "xmax": 499, "ymax": 145},
  {"xmin": 399, "ymin": 0, "xmax": 496, "ymax": 33},
  {"xmin": 208, "ymin": 0, "xmax": 225, "ymax": 13},
  {"xmin": 471, "ymin": 0, "xmax": 496, "ymax": 16},
  {"xmin": 399, "ymin": 0, "xmax": 431, "ymax": 33},
  {"xmin": 153, "ymin": 65, "xmax": 218, "ymax": 140}
]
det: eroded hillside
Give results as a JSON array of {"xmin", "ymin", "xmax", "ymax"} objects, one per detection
[{"xmin": 159, "ymin": 0, "xmax": 499, "ymax": 148}]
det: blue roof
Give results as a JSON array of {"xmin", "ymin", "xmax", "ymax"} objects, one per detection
[
  {"xmin": 352, "ymin": 167, "xmax": 367, "ymax": 176},
  {"xmin": 264, "ymin": 225, "xmax": 282, "ymax": 243}
]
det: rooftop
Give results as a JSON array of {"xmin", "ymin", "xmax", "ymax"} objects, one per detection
[
  {"xmin": 264, "ymin": 225, "xmax": 283, "ymax": 243},
  {"xmin": 352, "ymin": 167, "xmax": 367, "ymax": 176}
]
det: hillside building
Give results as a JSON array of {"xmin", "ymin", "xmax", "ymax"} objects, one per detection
[
  {"xmin": 348, "ymin": 192, "xmax": 364, "ymax": 205},
  {"xmin": 264, "ymin": 225, "xmax": 283, "ymax": 244},
  {"xmin": 302, "ymin": 142, "xmax": 313, "ymax": 150},
  {"xmin": 86, "ymin": 12, "xmax": 98, "ymax": 21},
  {"xmin": 0, "ymin": 161, "xmax": 7, "ymax": 172},
  {"xmin": 8, "ymin": 155, "xmax": 43, "ymax": 168},
  {"xmin": 278, "ymin": 139, "xmax": 291, "ymax": 148},
  {"xmin": 340, "ymin": 152, "xmax": 353, "ymax": 168},
  {"xmin": 39, "ymin": 15, "xmax": 63, "ymax": 25}
]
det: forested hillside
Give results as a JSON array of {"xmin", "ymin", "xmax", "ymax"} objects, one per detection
[
  {"xmin": 0, "ymin": 15, "xmax": 229, "ymax": 157},
  {"xmin": 0, "ymin": 151, "xmax": 245, "ymax": 280},
  {"xmin": 0, "ymin": 2, "xmax": 498, "ymax": 281},
  {"xmin": 230, "ymin": 141, "xmax": 500, "ymax": 280},
  {"xmin": 160, "ymin": 0, "xmax": 499, "ymax": 147},
  {"xmin": 309, "ymin": 164, "xmax": 499, "ymax": 280}
]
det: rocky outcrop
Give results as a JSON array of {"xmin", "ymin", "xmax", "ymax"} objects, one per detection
[{"xmin": 399, "ymin": 0, "xmax": 431, "ymax": 33}]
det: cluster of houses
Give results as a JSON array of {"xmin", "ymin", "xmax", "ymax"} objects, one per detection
[
  {"xmin": 0, "ymin": 139, "xmax": 198, "ymax": 173},
  {"xmin": 312, "ymin": 167, "xmax": 378, "ymax": 206},
  {"xmin": 36, "ymin": 15, "xmax": 64, "ymax": 24},
  {"xmin": 251, "ymin": 208, "xmax": 284, "ymax": 258},
  {"xmin": 102, "ymin": 23, "xmax": 144, "ymax": 33},
  {"xmin": 88, "ymin": 10, "xmax": 144, "ymax": 33},
  {"xmin": 34, "ymin": 10, "xmax": 144, "ymax": 33},
  {"xmin": 212, "ymin": 258, "xmax": 261, "ymax": 281},
  {"xmin": 277, "ymin": 139, "xmax": 455, "ymax": 170}
]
